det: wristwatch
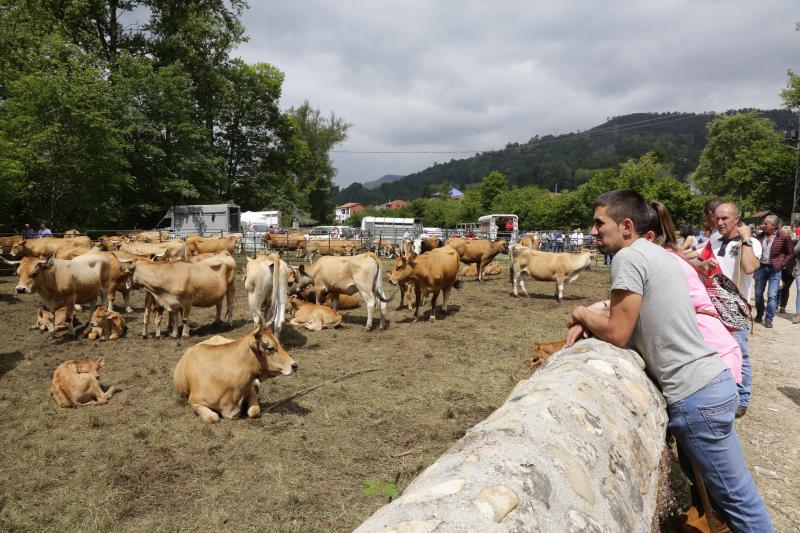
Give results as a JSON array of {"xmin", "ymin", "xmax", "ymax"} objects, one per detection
[{"xmin": 741, "ymin": 240, "xmax": 752, "ymax": 247}]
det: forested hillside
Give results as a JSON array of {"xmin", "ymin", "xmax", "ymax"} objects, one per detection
[{"xmin": 334, "ymin": 109, "xmax": 794, "ymax": 206}]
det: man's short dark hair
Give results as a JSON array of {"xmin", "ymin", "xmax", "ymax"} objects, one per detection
[
  {"xmin": 704, "ymin": 198, "xmax": 723, "ymax": 215},
  {"xmin": 595, "ymin": 189, "xmax": 650, "ymax": 232}
]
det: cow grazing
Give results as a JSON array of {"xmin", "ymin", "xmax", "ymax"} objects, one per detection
[
  {"xmin": 31, "ymin": 306, "xmax": 80, "ymax": 333},
  {"xmin": 120, "ymin": 251, "xmax": 236, "ymax": 338},
  {"xmin": 49, "ymin": 358, "xmax": 119, "ymax": 408},
  {"xmin": 287, "ymin": 295, "xmax": 342, "ymax": 331},
  {"xmin": 173, "ymin": 313, "xmax": 297, "ymax": 424},
  {"xmin": 461, "ymin": 261, "xmax": 502, "ymax": 278},
  {"xmin": 529, "ymin": 339, "xmax": 567, "ymax": 370},
  {"xmin": 388, "ymin": 246, "xmax": 461, "ymax": 322},
  {"xmin": 11, "ymin": 236, "xmax": 91, "ymax": 259},
  {"xmin": 119, "ymin": 240, "xmax": 188, "ymax": 262},
  {"xmin": 7, "ymin": 256, "xmax": 104, "ymax": 336},
  {"xmin": 509, "ymin": 245, "xmax": 591, "ymax": 302},
  {"xmin": 185, "ymin": 235, "xmax": 241, "ymax": 256},
  {"xmin": 244, "ymin": 254, "xmax": 290, "ymax": 337},
  {"xmin": 293, "ymin": 252, "xmax": 388, "ymax": 331},
  {"xmin": 84, "ymin": 305, "xmax": 126, "ymax": 340},
  {"xmin": 445, "ymin": 237, "xmax": 509, "ymax": 281}
]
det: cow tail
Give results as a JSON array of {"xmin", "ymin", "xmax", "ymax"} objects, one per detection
[
  {"xmin": 369, "ymin": 253, "xmax": 388, "ymax": 302},
  {"xmin": 266, "ymin": 253, "xmax": 284, "ymax": 333},
  {"xmin": 509, "ymin": 244, "xmax": 515, "ymax": 283}
]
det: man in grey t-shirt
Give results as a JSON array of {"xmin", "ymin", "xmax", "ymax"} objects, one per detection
[{"xmin": 566, "ymin": 189, "xmax": 772, "ymax": 531}]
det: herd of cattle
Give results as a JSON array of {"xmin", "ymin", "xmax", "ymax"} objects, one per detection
[{"xmin": 0, "ymin": 230, "xmax": 595, "ymax": 423}]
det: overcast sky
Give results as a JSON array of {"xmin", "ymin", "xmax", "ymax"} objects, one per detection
[{"xmin": 235, "ymin": 1, "xmax": 799, "ymax": 187}]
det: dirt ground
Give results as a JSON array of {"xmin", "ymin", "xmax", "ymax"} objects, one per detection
[
  {"xmin": 0, "ymin": 256, "xmax": 608, "ymax": 532},
  {"xmin": 0, "ymin": 255, "xmax": 795, "ymax": 532}
]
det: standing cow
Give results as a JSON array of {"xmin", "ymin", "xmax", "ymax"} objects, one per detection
[
  {"xmin": 445, "ymin": 237, "xmax": 508, "ymax": 282},
  {"xmin": 388, "ymin": 246, "xmax": 461, "ymax": 322}
]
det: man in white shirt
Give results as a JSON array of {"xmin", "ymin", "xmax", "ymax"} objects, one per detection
[{"xmin": 705, "ymin": 202, "xmax": 761, "ymax": 418}]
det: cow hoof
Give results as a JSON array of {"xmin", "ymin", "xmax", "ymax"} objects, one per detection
[
  {"xmin": 429, "ymin": 316, "xmax": 436, "ymax": 322},
  {"xmin": 365, "ymin": 326, "xmax": 373, "ymax": 332}
]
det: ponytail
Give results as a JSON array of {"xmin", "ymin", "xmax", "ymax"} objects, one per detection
[{"xmin": 649, "ymin": 201, "xmax": 678, "ymax": 249}]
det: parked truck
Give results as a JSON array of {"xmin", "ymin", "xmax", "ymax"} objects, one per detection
[{"xmin": 154, "ymin": 204, "xmax": 241, "ymax": 238}]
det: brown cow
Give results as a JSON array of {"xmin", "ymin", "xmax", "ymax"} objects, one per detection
[
  {"xmin": 509, "ymin": 245, "xmax": 591, "ymax": 302},
  {"xmin": 244, "ymin": 254, "xmax": 291, "ymax": 337},
  {"xmin": 131, "ymin": 230, "xmax": 170, "ymax": 242},
  {"xmin": 445, "ymin": 237, "xmax": 509, "ymax": 281},
  {"xmin": 97, "ymin": 235, "xmax": 125, "ymax": 251},
  {"xmin": 389, "ymin": 250, "xmax": 428, "ymax": 311},
  {"xmin": 520, "ymin": 234, "xmax": 541, "ymax": 250},
  {"xmin": 262, "ymin": 232, "xmax": 307, "ymax": 255},
  {"xmin": 418, "ymin": 236, "xmax": 444, "ymax": 253},
  {"xmin": 528, "ymin": 339, "xmax": 566, "ymax": 370},
  {"xmin": 11, "ymin": 236, "xmax": 91, "ymax": 259},
  {"xmin": 388, "ymin": 246, "xmax": 461, "ymax": 322},
  {"xmin": 287, "ymin": 295, "xmax": 342, "ymax": 331},
  {"xmin": 292, "ymin": 252, "xmax": 388, "ymax": 331},
  {"xmin": 119, "ymin": 240, "xmax": 188, "ymax": 261},
  {"xmin": 173, "ymin": 314, "xmax": 297, "ymax": 424},
  {"xmin": 185, "ymin": 235, "xmax": 241, "ymax": 255},
  {"xmin": 62, "ymin": 229, "xmax": 81, "ymax": 238},
  {"xmin": 84, "ymin": 305, "xmax": 126, "ymax": 340},
  {"xmin": 303, "ymin": 238, "xmax": 361, "ymax": 260},
  {"xmin": 461, "ymin": 261, "xmax": 502, "ymax": 277},
  {"xmin": 297, "ymin": 287, "xmax": 362, "ymax": 310},
  {"xmin": 49, "ymin": 358, "xmax": 119, "ymax": 408},
  {"xmin": 0, "ymin": 234, "xmax": 23, "ymax": 254},
  {"xmin": 120, "ymin": 251, "xmax": 236, "ymax": 338},
  {"xmin": 7, "ymin": 255, "xmax": 106, "ymax": 336}
]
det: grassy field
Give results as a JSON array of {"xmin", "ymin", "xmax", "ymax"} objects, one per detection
[{"xmin": 0, "ymin": 256, "xmax": 611, "ymax": 532}]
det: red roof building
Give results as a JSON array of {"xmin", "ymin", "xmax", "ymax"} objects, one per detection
[
  {"xmin": 334, "ymin": 202, "xmax": 365, "ymax": 222},
  {"xmin": 376, "ymin": 199, "xmax": 408, "ymax": 210}
]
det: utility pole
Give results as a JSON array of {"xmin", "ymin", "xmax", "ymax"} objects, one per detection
[
  {"xmin": 292, "ymin": 174, "xmax": 300, "ymax": 229},
  {"xmin": 793, "ymin": 108, "xmax": 800, "ymax": 225}
]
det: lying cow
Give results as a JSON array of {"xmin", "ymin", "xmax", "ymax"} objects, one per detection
[
  {"xmin": 461, "ymin": 261, "xmax": 502, "ymax": 277},
  {"xmin": 509, "ymin": 245, "xmax": 591, "ymax": 302},
  {"xmin": 6, "ymin": 256, "xmax": 105, "ymax": 337},
  {"xmin": 292, "ymin": 252, "xmax": 388, "ymax": 331},
  {"xmin": 529, "ymin": 339, "xmax": 567, "ymax": 370},
  {"xmin": 173, "ymin": 313, "xmax": 297, "ymax": 424},
  {"xmin": 388, "ymin": 246, "xmax": 461, "ymax": 322},
  {"xmin": 84, "ymin": 305, "xmax": 126, "ymax": 340},
  {"xmin": 445, "ymin": 237, "xmax": 509, "ymax": 281},
  {"xmin": 31, "ymin": 307, "xmax": 80, "ymax": 333},
  {"xmin": 49, "ymin": 358, "xmax": 119, "ymax": 408},
  {"xmin": 120, "ymin": 251, "xmax": 236, "ymax": 338},
  {"xmin": 185, "ymin": 235, "xmax": 240, "ymax": 256},
  {"xmin": 244, "ymin": 254, "xmax": 290, "ymax": 337},
  {"xmin": 11, "ymin": 236, "xmax": 91, "ymax": 259},
  {"xmin": 287, "ymin": 295, "xmax": 342, "ymax": 331}
]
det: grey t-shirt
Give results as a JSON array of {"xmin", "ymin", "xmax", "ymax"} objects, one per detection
[{"xmin": 611, "ymin": 238, "xmax": 726, "ymax": 404}]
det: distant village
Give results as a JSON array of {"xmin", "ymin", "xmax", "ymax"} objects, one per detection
[{"xmin": 334, "ymin": 188, "xmax": 464, "ymax": 222}]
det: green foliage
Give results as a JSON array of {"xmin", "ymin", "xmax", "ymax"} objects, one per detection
[
  {"xmin": 361, "ymin": 480, "xmax": 398, "ymax": 500},
  {"xmin": 479, "ymin": 171, "xmax": 509, "ymax": 210},
  {"xmin": 692, "ymin": 112, "xmax": 795, "ymax": 216}
]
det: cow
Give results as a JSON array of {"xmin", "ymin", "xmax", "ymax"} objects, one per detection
[
  {"xmin": 445, "ymin": 237, "xmax": 509, "ymax": 281},
  {"xmin": 11, "ymin": 236, "xmax": 91, "ymax": 259},
  {"xmin": 417, "ymin": 236, "xmax": 444, "ymax": 254},
  {"xmin": 5, "ymin": 255, "xmax": 107, "ymax": 336},
  {"xmin": 303, "ymin": 239, "xmax": 361, "ymax": 260},
  {"xmin": 84, "ymin": 305, "xmax": 126, "ymax": 340},
  {"xmin": 173, "ymin": 312, "xmax": 297, "ymax": 424},
  {"xmin": 389, "ymin": 249, "xmax": 427, "ymax": 311},
  {"xmin": 244, "ymin": 253, "xmax": 290, "ymax": 337},
  {"xmin": 131, "ymin": 230, "xmax": 170, "ymax": 242},
  {"xmin": 297, "ymin": 287, "xmax": 362, "ymax": 310},
  {"xmin": 292, "ymin": 252, "xmax": 388, "ymax": 331},
  {"xmin": 119, "ymin": 240, "xmax": 188, "ymax": 262},
  {"xmin": 83, "ymin": 248, "xmax": 135, "ymax": 312},
  {"xmin": 461, "ymin": 261, "xmax": 502, "ymax": 277},
  {"xmin": 262, "ymin": 232, "xmax": 307, "ymax": 256},
  {"xmin": 31, "ymin": 307, "xmax": 80, "ymax": 333},
  {"xmin": 0, "ymin": 234, "xmax": 23, "ymax": 254},
  {"xmin": 49, "ymin": 358, "xmax": 119, "ymax": 408},
  {"xmin": 286, "ymin": 295, "xmax": 342, "ymax": 331},
  {"xmin": 528, "ymin": 339, "xmax": 566, "ymax": 370},
  {"xmin": 119, "ymin": 251, "xmax": 236, "ymax": 338},
  {"xmin": 185, "ymin": 235, "xmax": 241, "ymax": 256},
  {"xmin": 387, "ymin": 246, "xmax": 461, "ymax": 322},
  {"xmin": 97, "ymin": 234, "xmax": 125, "ymax": 251},
  {"xmin": 509, "ymin": 245, "xmax": 592, "ymax": 302},
  {"xmin": 62, "ymin": 229, "xmax": 81, "ymax": 238},
  {"xmin": 521, "ymin": 233, "xmax": 542, "ymax": 250}
]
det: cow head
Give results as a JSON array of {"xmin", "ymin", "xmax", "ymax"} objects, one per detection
[
  {"xmin": 289, "ymin": 264, "xmax": 313, "ymax": 295},
  {"xmin": 15, "ymin": 256, "xmax": 54, "ymax": 294},
  {"xmin": 387, "ymin": 251, "xmax": 415, "ymax": 286},
  {"xmin": 10, "ymin": 240, "xmax": 30, "ymax": 258},
  {"xmin": 72, "ymin": 357, "xmax": 105, "ymax": 378},
  {"xmin": 496, "ymin": 238, "xmax": 509, "ymax": 254},
  {"xmin": 90, "ymin": 305, "xmax": 109, "ymax": 328},
  {"xmin": 252, "ymin": 308, "xmax": 297, "ymax": 378}
]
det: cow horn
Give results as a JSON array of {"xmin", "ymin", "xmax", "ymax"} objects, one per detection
[
  {"xmin": 112, "ymin": 253, "xmax": 133, "ymax": 264},
  {"xmin": 0, "ymin": 257, "xmax": 20, "ymax": 265}
]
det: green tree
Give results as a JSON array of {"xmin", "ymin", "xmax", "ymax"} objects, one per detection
[{"xmin": 479, "ymin": 171, "xmax": 509, "ymax": 210}]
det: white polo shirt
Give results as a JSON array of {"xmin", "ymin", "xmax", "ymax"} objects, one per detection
[{"xmin": 708, "ymin": 233, "xmax": 762, "ymax": 298}]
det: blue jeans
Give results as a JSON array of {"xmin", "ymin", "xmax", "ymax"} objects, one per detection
[
  {"xmin": 753, "ymin": 264, "xmax": 781, "ymax": 321},
  {"xmin": 668, "ymin": 370, "xmax": 773, "ymax": 532},
  {"xmin": 731, "ymin": 329, "xmax": 751, "ymax": 408}
]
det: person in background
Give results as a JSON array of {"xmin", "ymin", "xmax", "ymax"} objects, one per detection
[
  {"xmin": 694, "ymin": 198, "xmax": 723, "ymax": 251},
  {"xmin": 701, "ymin": 203, "xmax": 760, "ymax": 418},
  {"xmin": 795, "ymin": 221, "xmax": 800, "ymax": 240},
  {"xmin": 677, "ymin": 223, "xmax": 697, "ymax": 254},
  {"xmin": 23, "ymin": 223, "xmax": 35, "ymax": 239},
  {"xmin": 779, "ymin": 228, "xmax": 798, "ymax": 314},
  {"xmin": 753, "ymin": 215, "xmax": 794, "ymax": 328},
  {"xmin": 37, "ymin": 223, "xmax": 52, "ymax": 237},
  {"xmin": 793, "ymin": 238, "xmax": 800, "ymax": 324},
  {"xmin": 566, "ymin": 189, "xmax": 772, "ymax": 532}
]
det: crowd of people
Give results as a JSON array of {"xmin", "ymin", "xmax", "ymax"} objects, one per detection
[
  {"xmin": 565, "ymin": 189, "xmax": 792, "ymax": 531},
  {"xmin": 13, "ymin": 223, "xmax": 53, "ymax": 238}
]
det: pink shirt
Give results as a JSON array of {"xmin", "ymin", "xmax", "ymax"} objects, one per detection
[{"xmin": 670, "ymin": 252, "xmax": 742, "ymax": 383}]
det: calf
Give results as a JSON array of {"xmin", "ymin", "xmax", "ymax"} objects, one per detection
[
  {"xmin": 529, "ymin": 339, "xmax": 567, "ymax": 370},
  {"xmin": 31, "ymin": 307, "xmax": 80, "ymax": 333},
  {"xmin": 84, "ymin": 305, "xmax": 126, "ymax": 340},
  {"xmin": 173, "ymin": 314, "xmax": 297, "ymax": 424},
  {"xmin": 293, "ymin": 253, "xmax": 388, "ymax": 331},
  {"xmin": 461, "ymin": 261, "xmax": 502, "ymax": 277},
  {"xmin": 445, "ymin": 237, "xmax": 509, "ymax": 281},
  {"xmin": 388, "ymin": 246, "xmax": 461, "ymax": 322},
  {"xmin": 509, "ymin": 245, "xmax": 591, "ymax": 302},
  {"xmin": 49, "ymin": 358, "xmax": 119, "ymax": 408},
  {"xmin": 287, "ymin": 295, "xmax": 342, "ymax": 331}
]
